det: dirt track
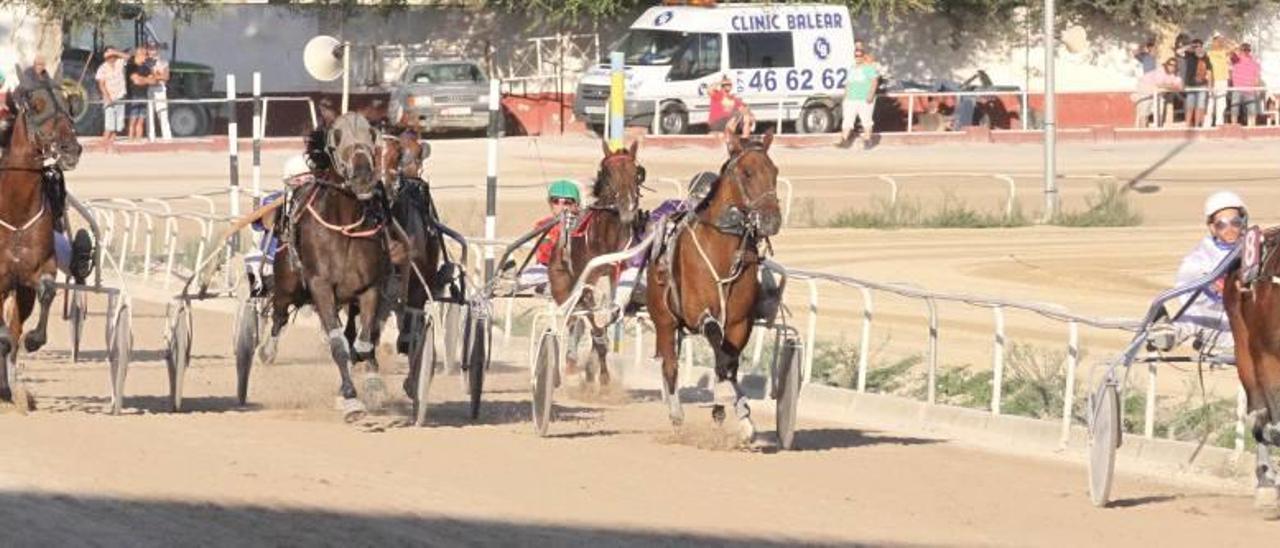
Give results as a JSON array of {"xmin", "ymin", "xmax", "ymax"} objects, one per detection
[{"xmin": 3, "ymin": 137, "xmax": 1280, "ymax": 546}]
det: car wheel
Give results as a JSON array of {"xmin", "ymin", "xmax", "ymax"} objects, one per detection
[
  {"xmin": 169, "ymin": 104, "xmax": 210, "ymax": 138},
  {"xmin": 658, "ymin": 105, "xmax": 688, "ymax": 135},
  {"xmin": 799, "ymin": 104, "xmax": 835, "ymax": 134}
]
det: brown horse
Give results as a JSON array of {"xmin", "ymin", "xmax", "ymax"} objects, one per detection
[
  {"xmin": 265, "ymin": 112, "xmax": 390, "ymax": 422},
  {"xmin": 645, "ymin": 131, "xmax": 781, "ymax": 443},
  {"xmin": 1224, "ymin": 227, "xmax": 1280, "ymax": 508},
  {"xmin": 0, "ymin": 82, "xmax": 82, "ymax": 404},
  {"xmin": 547, "ymin": 140, "xmax": 644, "ymax": 386}
]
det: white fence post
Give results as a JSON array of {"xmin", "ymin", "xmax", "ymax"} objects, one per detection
[
  {"xmin": 1145, "ymin": 358, "xmax": 1158, "ymax": 438},
  {"xmin": 1060, "ymin": 320, "xmax": 1079, "ymax": 447},
  {"xmin": 926, "ymin": 298, "xmax": 938, "ymax": 405},
  {"xmin": 856, "ymin": 286, "xmax": 872, "ymax": 393},
  {"xmin": 803, "ymin": 279, "xmax": 818, "ymax": 383},
  {"xmin": 1236, "ymin": 385, "xmax": 1248, "ymax": 455},
  {"xmin": 991, "ymin": 306, "xmax": 1005, "ymax": 415}
]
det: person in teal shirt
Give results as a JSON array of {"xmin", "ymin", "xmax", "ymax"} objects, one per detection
[{"xmin": 839, "ymin": 43, "xmax": 881, "ymax": 150}]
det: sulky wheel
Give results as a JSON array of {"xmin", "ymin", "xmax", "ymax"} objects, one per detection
[
  {"xmin": 234, "ymin": 298, "xmax": 259, "ymax": 406},
  {"xmin": 107, "ymin": 300, "xmax": 132, "ymax": 415},
  {"xmin": 531, "ymin": 329, "xmax": 559, "ymax": 437},
  {"xmin": 67, "ymin": 288, "xmax": 87, "ymax": 363},
  {"xmin": 165, "ymin": 302, "xmax": 193, "ymax": 412},
  {"xmin": 1087, "ymin": 382, "xmax": 1122, "ymax": 507},
  {"xmin": 411, "ymin": 314, "xmax": 437, "ymax": 427},
  {"xmin": 463, "ymin": 309, "xmax": 490, "ymax": 420},
  {"xmin": 774, "ymin": 335, "xmax": 803, "ymax": 450}
]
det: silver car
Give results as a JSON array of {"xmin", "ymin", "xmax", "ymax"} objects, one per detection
[{"xmin": 389, "ymin": 60, "xmax": 491, "ymax": 133}]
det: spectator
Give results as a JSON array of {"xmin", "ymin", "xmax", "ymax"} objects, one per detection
[
  {"xmin": 1230, "ymin": 43, "xmax": 1263, "ymax": 127},
  {"xmin": 1133, "ymin": 58, "xmax": 1183, "ymax": 128},
  {"xmin": 124, "ymin": 47, "xmax": 155, "ymax": 140},
  {"xmin": 1181, "ymin": 39, "xmax": 1212, "ymax": 128},
  {"xmin": 839, "ymin": 43, "xmax": 880, "ymax": 149},
  {"xmin": 1134, "ymin": 40, "xmax": 1157, "ymax": 75},
  {"xmin": 706, "ymin": 74, "xmax": 754, "ymax": 138},
  {"xmin": 94, "ymin": 46, "xmax": 128, "ymax": 143},
  {"xmin": 1207, "ymin": 33, "xmax": 1233, "ymax": 126},
  {"xmin": 145, "ymin": 43, "xmax": 172, "ymax": 138}
]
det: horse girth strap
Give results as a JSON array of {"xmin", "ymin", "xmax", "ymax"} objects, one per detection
[{"xmin": 662, "ymin": 217, "xmax": 758, "ymax": 333}]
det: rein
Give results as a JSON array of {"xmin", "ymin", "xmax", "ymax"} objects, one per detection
[{"xmin": 303, "ymin": 185, "xmax": 383, "ymax": 239}]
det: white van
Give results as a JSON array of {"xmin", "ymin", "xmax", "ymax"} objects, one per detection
[{"xmin": 573, "ymin": 3, "xmax": 855, "ymax": 135}]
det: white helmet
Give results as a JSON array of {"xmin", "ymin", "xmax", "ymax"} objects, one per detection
[
  {"xmin": 1203, "ymin": 190, "xmax": 1247, "ymax": 220},
  {"xmin": 281, "ymin": 154, "xmax": 311, "ymax": 183}
]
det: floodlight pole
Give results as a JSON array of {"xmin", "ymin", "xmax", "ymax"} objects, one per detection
[{"xmin": 1042, "ymin": 0, "xmax": 1059, "ymax": 221}]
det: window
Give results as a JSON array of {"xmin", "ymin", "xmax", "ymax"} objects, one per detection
[
  {"xmin": 609, "ymin": 29, "xmax": 686, "ymax": 66},
  {"xmin": 667, "ymin": 33, "xmax": 721, "ymax": 81},
  {"xmin": 409, "ymin": 63, "xmax": 486, "ymax": 84},
  {"xmin": 728, "ymin": 33, "xmax": 793, "ymax": 69}
]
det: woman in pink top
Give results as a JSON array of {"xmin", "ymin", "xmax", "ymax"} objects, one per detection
[{"xmin": 1230, "ymin": 43, "xmax": 1263, "ymax": 126}]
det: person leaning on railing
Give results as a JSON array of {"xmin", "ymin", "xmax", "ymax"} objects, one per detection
[
  {"xmin": 95, "ymin": 46, "xmax": 128, "ymax": 143},
  {"xmin": 1132, "ymin": 58, "xmax": 1183, "ymax": 128}
]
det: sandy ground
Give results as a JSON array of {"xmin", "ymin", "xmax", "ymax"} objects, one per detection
[{"xmin": 2, "ymin": 136, "xmax": 1278, "ymax": 546}]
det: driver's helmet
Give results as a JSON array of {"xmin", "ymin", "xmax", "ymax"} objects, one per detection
[
  {"xmin": 547, "ymin": 179, "xmax": 580, "ymax": 204},
  {"xmin": 1203, "ymin": 190, "xmax": 1247, "ymax": 221},
  {"xmin": 281, "ymin": 154, "xmax": 312, "ymax": 185}
]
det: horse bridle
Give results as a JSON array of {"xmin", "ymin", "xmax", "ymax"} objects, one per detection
[
  {"xmin": 706, "ymin": 145, "xmax": 778, "ymax": 237},
  {"xmin": 325, "ymin": 121, "xmax": 378, "ymax": 184},
  {"xmin": 10, "ymin": 84, "xmax": 74, "ymax": 168},
  {"xmin": 595, "ymin": 152, "xmax": 645, "ymax": 212}
]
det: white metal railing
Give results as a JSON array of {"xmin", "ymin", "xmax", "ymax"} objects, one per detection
[
  {"xmin": 1133, "ymin": 85, "xmax": 1280, "ymax": 128},
  {"xmin": 787, "ymin": 172, "xmax": 1017, "ymax": 220},
  {"xmin": 84, "ymin": 94, "xmax": 317, "ymax": 142}
]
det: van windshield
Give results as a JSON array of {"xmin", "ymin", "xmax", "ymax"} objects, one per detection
[{"xmin": 610, "ymin": 29, "xmax": 686, "ymax": 66}]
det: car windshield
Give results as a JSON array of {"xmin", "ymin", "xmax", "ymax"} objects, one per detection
[
  {"xmin": 609, "ymin": 29, "xmax": 686, "ymax": 66},
  {"xmin": 408, "ymin": 63, "xmax": 485, "ymax": 84}
]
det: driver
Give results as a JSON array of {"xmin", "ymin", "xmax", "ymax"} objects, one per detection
[
  {"xmin": 518, "ymin": 179, "xmax": 580, "ymax": 291},
  {"xmin": 245, "ymin": 155, "xmax": 311, "ymax": 295},
  {"xmin": 1149, "ymin": 190, "xmax": 1245, "ymax": 355}
]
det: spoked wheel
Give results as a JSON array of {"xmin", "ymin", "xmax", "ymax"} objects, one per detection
[
  {"xmin": 1087, "ymin": 382, "xmax": 1121, "ymax": 507},
  {"xmin": 165, "ymin": 301, "xmax": 194, "ymax": 412},
  {"xmin": 774, "ymin": 335, "xmax": 803, "ymax": 450},
  {"xmin": 67, "ymin": 288, "xmax": 87, "ymax": 363},
  {"xmin": 234, "ymin": 298, "xmax": 259, "ymax": 406},
  {"xmin": 463, "ymin": 309, "xmax": 490, "ymax": 420},
  {"xmin": 107, "ymin": 300, "xmax": 132, "ymax": 415},
  {"xmin": 411, "ymin": 314, "xmax": 437, "ymax": 427},
  {"xmin": 531, "ymin": 329, "xmax": 559, "ymax": 437}
]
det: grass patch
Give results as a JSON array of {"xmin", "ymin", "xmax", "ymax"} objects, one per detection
[
  {"xmin": 1050, "ymin": 182, "xmax": 1143, "ymax": 227},
  {"xmin": 825, "ymin": 192, "xmax": 1028, "ymax": 229}
]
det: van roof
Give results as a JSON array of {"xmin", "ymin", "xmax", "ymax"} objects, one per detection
[{"xmin": 633, "ymin": 3, "xmax": 852, "ymax": 34}]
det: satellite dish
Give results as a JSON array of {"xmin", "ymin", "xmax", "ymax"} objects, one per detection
[{"xmin": 304, "ymin": 35, "xmax": 345, "ymax": 82}]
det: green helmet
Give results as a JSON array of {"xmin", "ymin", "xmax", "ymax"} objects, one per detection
[{"xmin": 548, "ymin": 179, "xmax": 580, "ymax": 202}]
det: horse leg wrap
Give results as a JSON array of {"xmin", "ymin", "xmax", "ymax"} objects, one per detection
[
  {"xmin": 353, "ymin": 339, "xmax": 375, "ymax": 361},
  {"xmin": 667, "ymin": 390, "xmax": 684, "ymax": 427},
  {"xmin": 327, "ymin": 329, "xmax": 350, "ymax": 365},
  {"xmin": 1257, "ymin": 443, "xmax": 1277, "ymax": 488},
  {"xmin": 713, "ymin": 380, "xmax": 737, "ymax": 408},
  {"xmin": 736, "ymin": 394, "xmax": 756, "ymax": 445}
]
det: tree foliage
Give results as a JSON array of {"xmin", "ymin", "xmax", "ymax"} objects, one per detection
[{"xmin": 0, "ymin": 0, "xmax": 214, "ymax": 27}]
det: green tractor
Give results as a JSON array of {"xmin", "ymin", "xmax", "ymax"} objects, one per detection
[{"xmin": 59, "ymin": 5, "xmax": 217, "ymax": 137}]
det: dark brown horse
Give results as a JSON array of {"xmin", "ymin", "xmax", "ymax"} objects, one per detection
[
  {"xmin": 0, "ymin": 82, "xmax": 82, "ymax": 405},
  {"xmin": 1224, "ymin": 226, "xmax": 1280, "ymax": 509},
  {"xmin": 265, "ymin": 112, "xmax": 389, "ymax": 422},
  {"xmin": 547, "ymin": 140, "xmax": 644, "ymax": 386},
  {"xmin": 645, "ymin": 131, "xmax": 781, "ymax": 443}
]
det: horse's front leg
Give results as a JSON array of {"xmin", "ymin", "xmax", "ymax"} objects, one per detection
[
  {"xmin": 703, "ymin": 315, "xmax": 754, "ymax": 444},
  {"xmin": 21, "ymin": 274, "xmax": 56, "ymax": 353},
  {"xmin": 354, "ymin": 286, "xmax": 388, "ymax": 406},
  {"xmin": 0, "ymin": 290, "xmax": 11, "ymax": 402},
  {"xmin": 311, "ymin": 283, "xmax": 364, "ymax": 423}
]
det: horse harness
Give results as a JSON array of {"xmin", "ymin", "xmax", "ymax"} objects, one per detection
[
  {"xmin": 1238, "ymin": 225, "xmax": 1280, "ymax": 294},
  {"xmin": 658, "ymin": 145, "xmax": 776, "ymax": 333}
]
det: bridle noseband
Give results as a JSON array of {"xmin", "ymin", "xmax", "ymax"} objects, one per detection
[{"xmin": 705, "ymin": 145, "xmax": 778, "ymax": 237}]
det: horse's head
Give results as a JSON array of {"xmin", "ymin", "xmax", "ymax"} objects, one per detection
[
  {"xmin": 10, "ymin": 82, "xmax": 83, "ymax": 170},
  {"xmin": 325, "ymin": 112, "xmax": 379, "ymax": 199},
  {"xmin": 719, "ymin": 130, "xmax": 780, "ymax": 236},
  {"xmin": 378, "ymin": 128, "xmax": 430, "ymax": 184},
  {"xmin": 594, "ymin": 140, "xmax": 645, "ymax": 226}
]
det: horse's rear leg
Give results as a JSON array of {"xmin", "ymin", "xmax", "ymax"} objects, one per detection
[
  {"xmin": 259, "ymin": 291, "xmax": 293, "ymax": 365},
  {"xmin": 21, "ymin": 275, "xmax": 54, "ymax": 353},
  {"xmin": 0, "ymin": 293, "xmax": 12, "ymax": 402},
  {"xmin": 311, "ymin": 285, "xmax": 363, "ymax": 422},
  {"xmin": 590, "ymin": 324, "xmax": 611, "ymax": 387}
]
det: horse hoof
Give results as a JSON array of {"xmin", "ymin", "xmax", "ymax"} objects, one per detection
[
  {"xmin": 341, "ymin": 398, "xmax": 367, "ymax": 423},
  {"xmin": 258, "ymin": 338, "xmax": 278, "ymax": 365},
  {"xmin": 667, "ymin": 397, "xmax": 684, "ymax": 427},
  {"xmin": 402, "ymin": 376, "xmax": 416, "ymax": 401},
  {"xmin": 362, "ymin": 376, "xmax": 387, "ymax": 410},
  {"xmin": 22, "ymin": 332, "xmax": 46, "ymax": 353},
  {"xmin": 711, "ymin": 404, "xmax": 726, "ymax": 425},
  {"xmin": 737, "ymin": 417, "xmax": 757, "ymax": 445}
]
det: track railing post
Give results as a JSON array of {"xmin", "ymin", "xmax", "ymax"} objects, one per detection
[
  {"xmin": 1236, "ymin": 385, "xmax": 1247, "ymax": 455},
  {"xmin": 926, "ymin": 297, "xmax": 938, "ymax": 405},
  {"xmin": 1060, "ymin": 320, "xmax": 1079, "ymax": 447},
  {"xmin": 991, "ymin": 306, "xmax": 1005, "ymax": 415},
  {"xmin": 877, "ymin": 175, "xmax": 899, "ymax": 207},
  {"xmin": 1145, "ymin": 358, "xmax": 1158, "ymax": 438},
  {"xmin": 803, "ymin": 278, "xmax": 818, "ymax": 384},
  {"xmin": 856, "ymin": 286, "xmax": 872, "ymax": 393}
]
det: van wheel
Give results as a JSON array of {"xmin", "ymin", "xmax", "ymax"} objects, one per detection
[
  {"xmin": 169, "ymin": 105, "xmax": 210, "ymax": 138},
  {"xmin": 799, "ymin": 104, "xmax": 835, "ymax": 134},
  {"xmin": 658, "ymin": 106, "xmax": 688, "ymax": 135}
]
